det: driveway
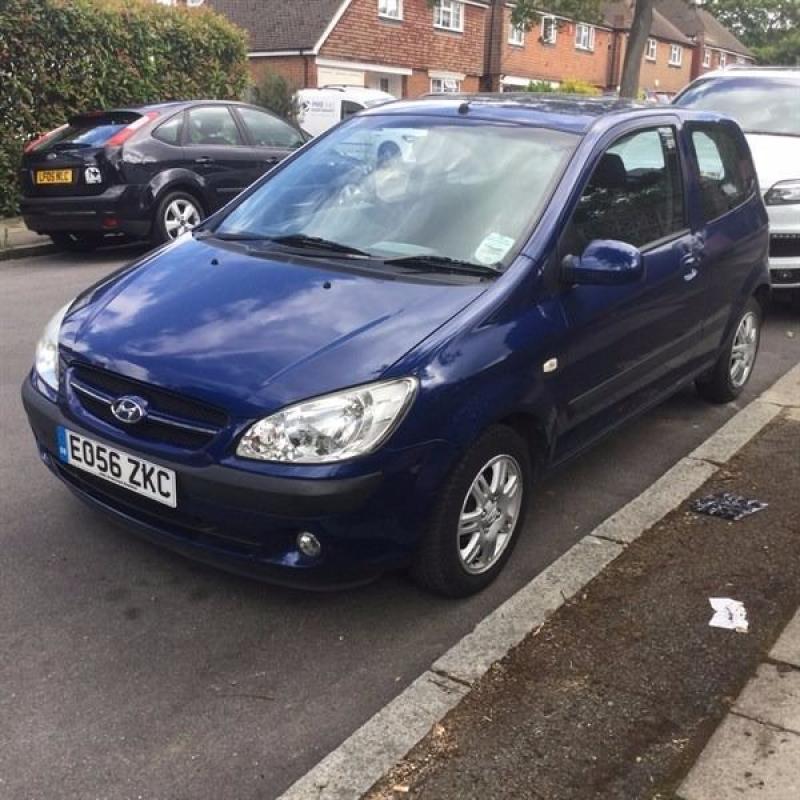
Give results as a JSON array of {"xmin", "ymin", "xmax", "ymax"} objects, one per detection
[{"xmin": 1, "ymin": 247, "xmax": 797, "ymax": 800}]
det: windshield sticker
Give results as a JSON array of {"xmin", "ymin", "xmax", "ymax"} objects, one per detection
[{"xmin": 475, "ymin": 233, "xmax": 515, "ymax": 266}]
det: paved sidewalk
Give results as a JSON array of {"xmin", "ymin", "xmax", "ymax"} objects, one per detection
[
  {"xmin": 360, "ymin": 368, "xmax": 800, "ymax": 800},
  {"xmin": 0, "ymin": 216, "xmax": 53, "ymax": 260},
  {"xmin": 679, "ymin": 611, "xmax": 800, "ymax": 799}
]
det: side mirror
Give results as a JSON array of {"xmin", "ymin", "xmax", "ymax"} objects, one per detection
[{"xmin": 561, "ymin": 240, "xmax": 644, "ymax": 286}]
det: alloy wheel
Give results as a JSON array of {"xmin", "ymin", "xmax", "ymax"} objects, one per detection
[
  {"xmin": 730, "ymin": 311, "xmax": 758, "ymax": 388},
  {"xmin": 163, "ymin": 198, "xmax": 201, "ymax": 239}
]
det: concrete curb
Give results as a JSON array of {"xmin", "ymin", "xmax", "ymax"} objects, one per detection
[
  {"xmin": 278, "ymin": 363, "xmax": 800, "ymax": 800},
  {"xmin": 0, "ymin": 243, "xmax": 56, "ymax": 262}
]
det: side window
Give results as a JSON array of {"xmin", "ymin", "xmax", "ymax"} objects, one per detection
[
  {"xmin": 690, "ymin": 125, "xmax": 753, "ymax": 221},
  {"xmin": 341, "ymin": 100, "xmax": 364, "ymax": 121},
  {"xmin": 152, "ymin": 114, "xmax": 183, "ymax": 146},
  {"xmin": 238, "ymin": 107, "xmax": 304, "ymax": 149},
  {"xmin": 186, "ymin": 106, "xmax": 243, "ymax": 146},
  {"xmin": 567, "ymin": 127, "xmax": 685, "ymax": 251}
]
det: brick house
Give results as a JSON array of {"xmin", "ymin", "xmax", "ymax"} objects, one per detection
[
  {"xmin": 656, "ymin": 0, "xmax": 754, "ymax": 79},
  {"xmin": 204, "ymin": 0, "xmax": 752, "ymax": 98},
  {"xmin": 208, "ymin": 0, "xmax": 490, "ymax": 97}
]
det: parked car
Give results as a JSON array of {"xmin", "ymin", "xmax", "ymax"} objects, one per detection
[
  {"xmin": 22, "ymin": 96, "xmax": 770, "ymax": 596},
  {"xmin": 674, "ymin": 67, "xmax": 800, "ymax": 298},
  {"xmin": 19, "ymin": 100, "xmax": 308, "ymax": 250},
  {"xmin": 296, "ymin": 86, "xmax": 394, "ymax": 136}
]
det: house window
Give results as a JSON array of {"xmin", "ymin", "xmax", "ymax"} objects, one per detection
[
  {"xmin": 668, "ymin": 44, "xmax": 682, "ymax": 66},
  {"xmin": 433, "ymin": 0, "xmax": 464, "ymax": 32},
  {"xmin": 541, "ymin": 16, "xmax": 557, "ymax": 45},
  {"xmin": 645, "ymin": 38, "xmax": 657, "ymax": 61},
  {"xmin": 430, "ymin": 77, "xmax": 462, "ymax": 93},
  {"xmin": 736, "ymin": 55, "xmax": 746, "ymax": 64},
  {"xmin": 703, "ymin": 48, "xmax": 711, "ymax": 67},
  {"xmin": 575, "ymin": 23, "xmax": 595, "ymax": 52},
  {"xmin": 186, "ymin": 0, "xmax": 205, "ymax": 6},
  {"xmin": 509, "ymin": 22, "xmax": 525, "ymax": 46},
  {"xmin": 719, "ymin": 51, "xmax": 727, "ymax": 68},
  {"xmin": 378, "ymin": 0, "xmax": 402, "ymax": 20}
]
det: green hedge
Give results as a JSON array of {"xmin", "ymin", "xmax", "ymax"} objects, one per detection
[{"xmin": 0, "ymin": 0, "xmax": 249, "ymax": 217}]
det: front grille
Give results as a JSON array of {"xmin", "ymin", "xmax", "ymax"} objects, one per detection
[
  {"xmin": 770, "ymin": 234, "xmax": 800, "ymax": 260},
  {"xmin": 69, "ymin": 364, "xmax": 228, "ymax": 450}
]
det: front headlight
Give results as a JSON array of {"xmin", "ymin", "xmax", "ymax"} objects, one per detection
[
  {"xmin": 34, "ymin": 301, "xmax": 72, "ymax": 392},
  {"xmin": 765, "ymin": 179, "xmax": 800, "ymax": 206},
  {"xmin": 236, "ymin": 377, "xmax": 418, "ymax": 464}
]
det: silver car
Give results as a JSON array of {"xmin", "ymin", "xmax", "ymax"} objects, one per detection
[{"xmin": 675, "ymin": 67, "xmax": 800, "ymax": 294}]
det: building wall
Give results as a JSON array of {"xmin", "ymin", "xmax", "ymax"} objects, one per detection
[
  {"xmin": 499, "ymin": 9, "xmax": 614, "ymax": 89},
  {"xmin": 320, "ymin": 0, "xmax": 488, "ymax": 81},
  {"xmin": 612, "ymin": 34, "xmax": 693, "ymax": 94},
  {"xmin": 249, "ymin": 55, "xmax": 317, "ymax": 89}
]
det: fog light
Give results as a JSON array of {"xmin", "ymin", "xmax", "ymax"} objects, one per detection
[{"xmin": 297, "ymin": 531, "xmax": 321, "ymax": 558}]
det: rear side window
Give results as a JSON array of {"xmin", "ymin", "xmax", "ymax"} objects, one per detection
[
  {"xmin": 690, "ymin": 124, "xmax": 755, "ymax": 221},
  {"xmin": 237, "ymin": 107, "xmax": 304, "ymax": 149},
  {"xmin": 153, "ymin": 114, "xmax": 183, "ymax": 146},
  {"xmin": 341, "ymin": 100, "xmax": 364, "ymax": 121},
  {"xmin": 568, "ymin": 126, "xmax": 685, "ymax": 250},
  {"xmin": 186, "ymin": 106, "xmax": 243, "ymax": 146}
]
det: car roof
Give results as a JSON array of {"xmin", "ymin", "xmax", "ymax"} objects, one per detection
[
  {"xmin": 700, "ymin": 66, "xmax": 800, "ymax": 80},
  {"xmin": 361, "ymin": 93, "xmax": 715, "ymax": 136}
]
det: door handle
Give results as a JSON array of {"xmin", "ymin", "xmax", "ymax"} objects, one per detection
[{"xmin": 194, "ymin": 156, "xmax": 214, "ymax": 165}]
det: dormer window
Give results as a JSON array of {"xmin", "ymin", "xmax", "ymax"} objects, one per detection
[
  {"xmin": 378, "ymin": 0, "xmax": 402, "ymax": 20},
  {"xmin": 433, "ymin": 0, "xmax": 464, "ymax": 33}
]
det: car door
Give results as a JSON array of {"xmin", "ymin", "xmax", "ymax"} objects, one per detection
[
  {"xmin": 181, "ymin": 105, "xmax": 256, "ymax": 211},
  {"xmin": 232, "ymin": 106, "xmax": 305, "ymax": 182},
  {"xmin": 684, "ymin": 121, "xmax": 763, "ymax": 363},
  {"xmin": 553, "ymin": 122, "xmax": 708, "ymax": 457}
]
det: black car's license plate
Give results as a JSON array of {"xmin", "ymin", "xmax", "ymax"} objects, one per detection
[{"xmin": 57, "ymin": 427, "xmax": 177, "ymax": 508}]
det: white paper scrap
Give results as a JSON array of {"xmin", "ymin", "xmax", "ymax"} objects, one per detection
[{"xmin": 709, "ymin": 597, "xmax": 749, "ymax": 633}]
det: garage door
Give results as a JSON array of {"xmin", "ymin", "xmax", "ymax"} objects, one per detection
[{"xmin": 317, "ymin": 67, "xmax": 365, "ymax": 87}]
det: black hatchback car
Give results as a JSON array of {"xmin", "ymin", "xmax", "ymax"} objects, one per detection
[{"xmin": 19, "ymin": 100, "xmax": 308, "ymax": 250}]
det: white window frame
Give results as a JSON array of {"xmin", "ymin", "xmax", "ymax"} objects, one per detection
[
  {"xmin": 378, "ymin": 0, "xmax": 402, "ymax": 21},
  {"xmin": 703, "ymin": 48, "xmax": 711, "ymax": 67},
  {"xmin": 574, "ymin": 23, "xmax": 595, "ymax": 52},
  {"xmin": 645, "ymin": 38, "xmax": 657, "ymax": 61},
  {"xmin": 719, "ymin": 51, "xmax": 727, "ymax": 68},
  {"xmin": 433, "ymin": 0, "xmax": 464, "ymax": 33},
  {"xmin": 668, "ymin": 44, "xmax": 683, "ymax": 66},
  {"xmin": 430, "ymin": 77, "xmax": 462, "ymax": 93},
  {"xmin": 540, "ymin": 16, "xmax": 557, "ymax": 45},
  {"xmin": 509, "ymin": 22, "xmax": 525, "ymax": 46}
]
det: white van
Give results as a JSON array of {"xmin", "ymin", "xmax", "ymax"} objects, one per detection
[{"xmin": 296, "ymin": 87, "xmax": 395, "ymax": 137}]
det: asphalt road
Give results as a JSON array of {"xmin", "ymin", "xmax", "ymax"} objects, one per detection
[{"xmin": 1, "ymin": 246, "xmax": 797, "ymax": 800}]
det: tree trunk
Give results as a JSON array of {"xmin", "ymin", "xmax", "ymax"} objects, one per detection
[{"xmin": 619, "ymin": 0, "xmax": 655, "ymax": 98}]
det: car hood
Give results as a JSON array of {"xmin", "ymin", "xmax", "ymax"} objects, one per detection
[
  {"xmin": 61, "ymin": 237, "xmax": 486, "ymax": 417},
  {"xmin": 745, "ymin": 133, "xmax": 800, "ymax": 192}
]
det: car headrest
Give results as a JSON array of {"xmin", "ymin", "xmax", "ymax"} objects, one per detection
[{"xmin": 591, "ymin": 153, "xmax": 627, "ymax": 190}]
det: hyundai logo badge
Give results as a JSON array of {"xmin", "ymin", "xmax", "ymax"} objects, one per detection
[{"xmin": 111, "ymin": 395, "xmax": 147, "ymax": 424}]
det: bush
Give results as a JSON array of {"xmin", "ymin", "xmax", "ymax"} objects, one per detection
[
  {"xmin": 525, "ymin": 80, "xmax": 556, "ymax": 93},
  {"xmin": 251, "ymin": 72, "xmax": 298, "ymax": 122},
  {"xmin": 0, "ymin": 0, "xmax": 249, "ymax": 217},
  {"xmin": 558, "ymin": 78, "xmax": 601, "ymax": 96}
]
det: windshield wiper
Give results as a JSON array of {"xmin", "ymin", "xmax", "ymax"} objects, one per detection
[
  {"xmin": 266, "ymin": 234, "xmax": 370, "ymax": 257},
  {"xmin": 384, "ymin": 254, "xmax": 501, "ymax": 277}
]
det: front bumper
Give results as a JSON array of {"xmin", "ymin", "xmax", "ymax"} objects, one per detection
[
  {"xmin": 20, "ymin": 184, "xmax": 151, "ymax": 238},
  {"xmin": 22, "ymin": 376, "xmax": 449, "ymax": 588},
  {"xmin": 767, "ymin": 205, "xmax": 800, "ymax": 289}
]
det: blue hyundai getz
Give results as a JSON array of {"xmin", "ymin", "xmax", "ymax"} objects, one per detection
[{"xmin": 22, "ymin": 96, "xmax": 770, "ymax": 596}]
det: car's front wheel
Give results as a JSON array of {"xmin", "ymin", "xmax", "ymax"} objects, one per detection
[
  {"xmin": 696, "ymin": 296, "xmax": 762, "ymax": 404},
  {"xmin": 153, "ymin": 191, "xmax": 204, "ymax": 244},
  {"xmin": 411, "ymin": 425, "xmax": 531, "ymax": 597}
]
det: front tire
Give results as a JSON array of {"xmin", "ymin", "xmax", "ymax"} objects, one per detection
[
  {"xmin": 411, "ymin": 425, "xmax": 532, "ymax": 597},
  {"xmin": 696, "ymin": 296, "xmax": 761, "ymax": 404},
  {"xmin": 152, "ymin": 191, "xmax": 204, "ymax": 245}
]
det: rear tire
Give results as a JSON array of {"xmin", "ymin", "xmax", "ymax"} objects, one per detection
[
  {"xmin": 410, "ymin": 425, "xmax": 532, "ymax": 598},
  {"xmin": 152, "ymin": 190, "xmax": 204, "ymax": 245},
  {"xmin": 696, "ymin": 296, "xmax": 761, "ymax": 404},
  {"xmin": 49, "ymin": 232, "xmax": 103, "ymax": 252}
]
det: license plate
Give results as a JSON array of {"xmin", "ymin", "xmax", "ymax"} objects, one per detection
[
  {"xmin": 35, "ymin": 169, "xmax": 73, "ymax": 185},
  {"xmin": 57, "ymin": 427, "xmax": 177, "ymax": 508}
]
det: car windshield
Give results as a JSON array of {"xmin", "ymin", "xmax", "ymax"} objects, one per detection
[
  {"xmin": 215, "ymin": 115, "xmax": 578, "ymax": 270},
  {"xmin": 675, "ymin": 77, "xmax": 800, "ymax": 136}
]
